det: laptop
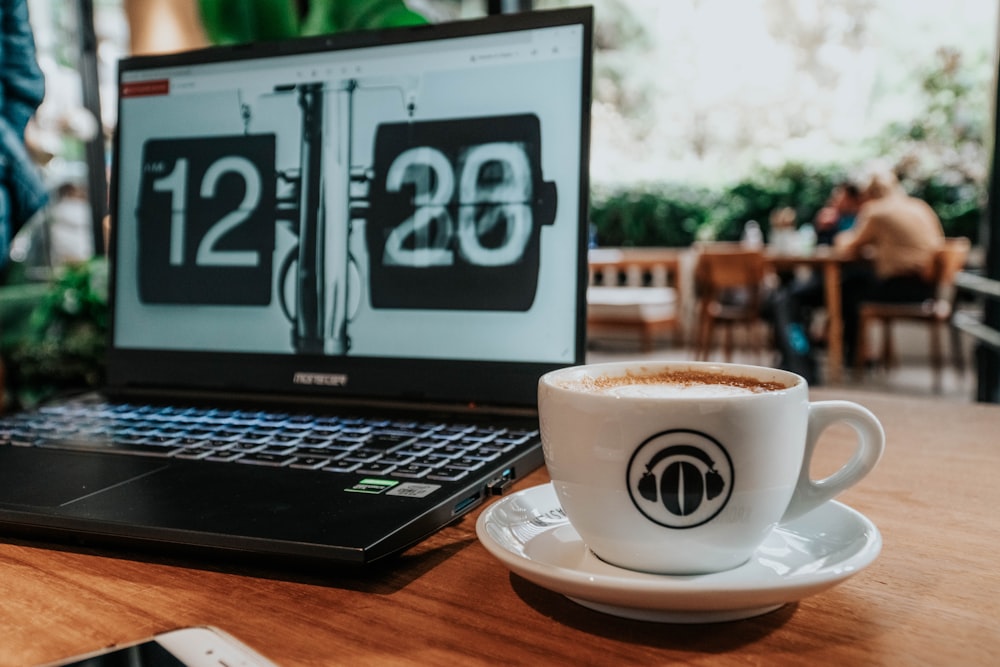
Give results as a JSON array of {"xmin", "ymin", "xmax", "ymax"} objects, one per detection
[{"xmin": 0, "ymin": 7, "xmax": 593, "ymax": 567}]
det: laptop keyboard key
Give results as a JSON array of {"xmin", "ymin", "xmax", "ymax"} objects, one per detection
[
  {"xmin": 378, "ymin": 454, "xmax": 415, "ymax": 467},
  {"xmin": 230, "ymin": 441, "xmax": 267, "ymax": 453},
  {"xmin": 344, "ymin": 448, "xmax": 384, "ymax": 463},
  {"xmin": 421, "ymin": 454, "xmax": 454, "ymax": 468},
  {"xmin": 391, "ymin": 464, "xmax": 432, "ymax": 479},
  {"xmin": 175, "ymin": 447, "xmax": 215, "ymax": 459},
  {"xmin": 322, "ymin": 460, "xmax": 362, "ymax": 473},
  {"xmin": 238, "ymin": 452, "xmax": 296, "ymax": 467},
  {"xmin": 426, "ymin": 467, "xmax": 470, "ymax": 482},
  {"xmin": 464, "ymin": 447, "xmax": 502, "ymax": 462},
  {"xmin": 438, "ymin": 444, "xmax": 471, "ymax": 457},
  {"xmin": 449, "ymin": 457, "xmax": 487, "ymax": 471},
  {"xmin": 258, "ymin": 445, "xmax": 299, "ymax": 456},
  {"xmin": 357, "ymin": 462, "xmax": 397, "ymax": 475},
  {"xmin": 395, "ymin": 442, "xmax": 437, "ymax": 457},
  {"xmin": 289, "ymin": 456, "xmax": 331, "ymax": 470},
  {"xmin": 365, "ymin": 432, "xmax": 416, "ymax": 450},
  {"xmin": 205, "ymin": 450, "xmax": 244, "ymax": 462}
]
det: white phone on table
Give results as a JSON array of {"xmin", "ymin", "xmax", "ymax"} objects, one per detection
[{"xmin": 38, "ymin": 626, "xmax": 278, "ymax": 667}]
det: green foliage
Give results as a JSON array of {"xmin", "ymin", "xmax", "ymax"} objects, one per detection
[
  {"xmin": 197, "ymin": 0, "xmax": 428, "ymax": 44},
  {"xmin": 590, "ymin": 162, "xmax": 980, "ymax": 247},
  {"xmin": 589, "ymin": 185, "xmax": 709, "ymax": 247},
  {"xmin": 908, "ymin": 176, "xmax": 984, "ymax": 241},
  {"xmin": 591, "ymin": 164, "xmax": 852, "ymax": 247},
  {"xmin": 874, "ymin": 48, "xmax": 987, "ymax": 157},
  {"xmin": 3, "ymin": 260, "xmax": 109, "ymax": 409}
]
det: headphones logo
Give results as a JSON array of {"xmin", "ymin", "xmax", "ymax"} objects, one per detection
[{"xmin": 627, "ymin": 429, "xmax": 734, "ymax": 529}]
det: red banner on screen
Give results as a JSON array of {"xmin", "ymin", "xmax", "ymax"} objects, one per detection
[{"xmin": 121, "ymin": 79, "xmax": 169, "ymax": 98}]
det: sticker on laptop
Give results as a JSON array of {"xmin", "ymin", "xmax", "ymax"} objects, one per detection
[
  {"xmin": 345, "ymin": 479, "xmax": 400, "ymax": 494},
  {"xmin": 386, "ymin": 483, "xmax": 441, "ymax": 498}
]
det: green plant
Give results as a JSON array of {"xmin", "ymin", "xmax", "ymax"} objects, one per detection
[
  {"xmin": 197, "ymin": 0, "xmax": 427, "ymax": 44},
  {"xmin": 3, "ymin": 259, "xmax": 109, "ymax": 409},
  {"xmin": 590, "ymin": 163, "xmax": 851, "ymax": 247},
  {"xmin": 589, "ymin": 184, "xmax": 709, "ymax": 247},
  {"xmin": 588, "ymin": 156, "xmax": 980, "ymax": 249}
]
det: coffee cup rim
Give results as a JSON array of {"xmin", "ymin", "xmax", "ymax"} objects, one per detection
[{"xmin": 540, "ymin": 361, "xmax": 805, "ymax": 400}]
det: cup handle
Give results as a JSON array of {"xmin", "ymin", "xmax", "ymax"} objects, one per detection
[{"xmin": 782, "ymin": 400, "xmax": 885, "ymax": 522}]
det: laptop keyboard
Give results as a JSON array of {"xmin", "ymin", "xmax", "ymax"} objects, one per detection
[{"xmin": 0, "ymin": 401, "xmax": 540, "ymax": 483}]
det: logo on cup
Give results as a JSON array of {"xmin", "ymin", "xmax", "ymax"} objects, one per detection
[{"xmin": 627, "ymin": 429, "xmax": 734, "ymax": 529}]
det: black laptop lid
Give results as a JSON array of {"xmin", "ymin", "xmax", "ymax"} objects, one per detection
[{"xmin": 107, "ymin": 7, "xmax": 593, "ymax": 408}]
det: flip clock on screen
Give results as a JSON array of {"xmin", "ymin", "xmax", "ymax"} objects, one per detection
[
  {"xmin": 366, "ymin": 114, "xmax": 557, "ymax": 311},
  {"xmin": 136, "ymin": 135, "xmax": 277, "ymax": 305}
]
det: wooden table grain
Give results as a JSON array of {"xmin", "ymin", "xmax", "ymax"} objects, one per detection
[{"xmin": 2, "ymin": 389, "xmax": 998, "ymax": 666}]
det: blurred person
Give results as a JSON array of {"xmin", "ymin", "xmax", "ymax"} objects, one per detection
[
  {"xmin": 772, "ymin": 181, "xmax": 862, "ymax": 344},
  {"xmin": 768, "ymin": 206, "xmax": 798, "ymax": 254},
  {"xmin": 836, "ymin": 170, "xmax": 945, "ymax": 366},
  {"xmin": 0, "ymin": 0, "xmax": 48, "ymax": 270},
  {"xmin": 815, "ymin": 181, "xmax": 861, "ymax": 246}
]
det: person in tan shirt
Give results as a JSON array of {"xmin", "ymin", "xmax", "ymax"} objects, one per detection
[{"xmin": 835, "ymin": 170, "xmax": 945, "ymax": 364}]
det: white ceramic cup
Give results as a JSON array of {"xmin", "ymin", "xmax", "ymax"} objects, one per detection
[{"xmin": 538, "ymin": 361, "xmax": 884, "ymax": 575}]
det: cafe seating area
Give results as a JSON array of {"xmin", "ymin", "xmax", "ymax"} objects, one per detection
[
  {"xmin": 691, "ymin": 245, "xmax": 771, "ymax": 363},
  {"xmin": 855, "ymin": 236, "xmax": 972, "ymax": 392},
  {"xmin": 586, "ymin": 245, "xmax": 978, "ymax": 401},
  {"xmin": 586, "ymin": 248, "xmax": 684, "ymax": 352}
]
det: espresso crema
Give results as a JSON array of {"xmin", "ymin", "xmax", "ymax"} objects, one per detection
[{"xmin": 562, "ymin": 368, "xmax": 791, "ymax": 398}]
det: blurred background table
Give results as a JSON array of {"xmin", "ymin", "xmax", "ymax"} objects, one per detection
[
  {"xmin": 766, "ymin": 247, "xmax": 856, "ymax": 383},
  {"xmin": 2, "ymin": 389, "xmax": 997, "ymax": 666}
]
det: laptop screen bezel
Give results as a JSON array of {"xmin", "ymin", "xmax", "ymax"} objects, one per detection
[{"xmin": 105, "ymin": 7, "xmax": 592, "ymax": 409}]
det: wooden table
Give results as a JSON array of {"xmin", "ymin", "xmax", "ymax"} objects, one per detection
[
  {"xmin": 767, "ymin": 247, "xmax": 857, "ymax": 384},
  {"xmin": 3, "ymin": 390, "xmax": 998, "ymax": 666}
]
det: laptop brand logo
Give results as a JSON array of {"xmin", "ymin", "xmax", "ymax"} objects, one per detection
[
  {"xmin": 627, "ymin": 429, "xmax": 733, "ymax": 529},
  {"xmin": 293, "ymin": 372, "xmax": 348, "ymax": 387}
]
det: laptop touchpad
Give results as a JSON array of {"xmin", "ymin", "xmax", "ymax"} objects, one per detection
[{"xmin": 0, "ymin": 447, "xmax": 169, "ymax": 508}]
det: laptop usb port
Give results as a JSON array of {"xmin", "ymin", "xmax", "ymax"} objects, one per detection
[
  {"xmin": 452, "ymin": 492, "xmax": 482, "ymax": 516},
  {"xmin": 487, "ymin": 467, "xmax": 516, "ymax": 496}
]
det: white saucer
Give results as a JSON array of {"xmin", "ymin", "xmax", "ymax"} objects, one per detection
[{"xmin": 475, "ymin": 483, "xmax": 881, "ymax": 623}]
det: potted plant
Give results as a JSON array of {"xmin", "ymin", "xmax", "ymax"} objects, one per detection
[
  {"xmin": 2, "ymin": 258, "xmax": 108, "ymax": 410},
  {"xmin": 196, "ymin": 0, "xmax": 428, "ymax": 44}
]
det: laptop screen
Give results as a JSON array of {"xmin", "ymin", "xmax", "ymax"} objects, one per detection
[{"xmin": 108, "ymin": 8, "xmax": 592, "ymax": 407}]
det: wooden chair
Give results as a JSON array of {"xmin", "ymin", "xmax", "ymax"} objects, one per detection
[
  {"xmin": 693, "ymin": 246, "xmax": 769, "ymax": 361},
  {"xmin": 587, "ymin": 249, "xmax": 682, "ymax": 352},
  {"xmin": 855, "ymin": 237, "xmax": 971, "ymax": 392}
]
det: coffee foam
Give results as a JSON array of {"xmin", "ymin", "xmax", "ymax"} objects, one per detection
[
  {"xmin": 604, "ymin": 383, "xmax": 759, "ymax": 398},
  {"xmin": 562, "ymin": 368, "xmax": 789, "ymax": 397}
]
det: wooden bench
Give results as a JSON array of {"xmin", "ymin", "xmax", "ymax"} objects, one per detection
[{"xmin": 587, "ymin": 248, "xmax": 684, "ymax": 351}]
